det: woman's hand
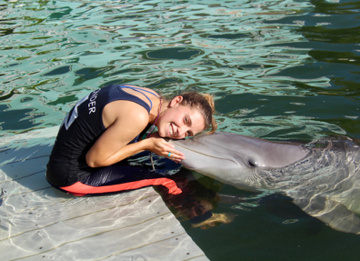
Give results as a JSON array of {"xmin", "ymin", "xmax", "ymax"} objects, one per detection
[{"xmin": 146, "ymin": 134, "xmax": 185, "ymax": 163}]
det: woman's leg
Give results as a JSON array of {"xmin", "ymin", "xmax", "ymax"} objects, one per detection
[{"xmin": 60, "ymin": 163, "xmax": 182, "ymax": 196}]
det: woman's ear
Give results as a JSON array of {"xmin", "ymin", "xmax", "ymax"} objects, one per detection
[{"xmin": 169, "ymin": 96, "xmax": 183, "ymax": 107}]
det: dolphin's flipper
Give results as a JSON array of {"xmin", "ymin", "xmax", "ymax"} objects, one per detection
[{"xmin": 293, "ymin": 196, "xmax": 360, "ymax": 234}]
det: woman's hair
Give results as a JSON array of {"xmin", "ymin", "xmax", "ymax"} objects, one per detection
[{"xmin": 178, "ymin": 92, "xmax": 217, "ymax": 134}]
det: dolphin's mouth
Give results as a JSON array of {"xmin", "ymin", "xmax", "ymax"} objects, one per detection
[
  {"xmin": 170, "ymin": 140, "xmax": 241, "ymax": 167},
  {"xmin": 174, "ymin": 142, "xmax": 228, "ymax": 159}
]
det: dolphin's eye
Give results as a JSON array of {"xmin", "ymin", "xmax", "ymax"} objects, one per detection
[{"xmin": 247, "ymin": 159, "xmax": 257, "ymax": 168}]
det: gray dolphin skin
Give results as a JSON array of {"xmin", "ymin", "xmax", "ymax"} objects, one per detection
[{"xmin": 170, "ymin": 132, "xmax": 360, "ymax": 235}]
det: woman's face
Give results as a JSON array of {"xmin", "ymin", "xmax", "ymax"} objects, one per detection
[{"xmin": 157, "ymin": 96, "xmax": 206, "ymax": 139}]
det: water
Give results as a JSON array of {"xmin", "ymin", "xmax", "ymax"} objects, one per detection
[{"xmin": 0, "ymin": 0, "xmax": 359, "ymax": 260}]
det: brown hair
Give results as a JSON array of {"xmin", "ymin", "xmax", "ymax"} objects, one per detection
[{"xmin": 179, "ymin": 92, "xmax": 217, "ymax": 134}]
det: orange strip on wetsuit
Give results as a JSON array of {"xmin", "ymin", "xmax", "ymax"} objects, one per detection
[{"xmin": 60, "ymin": 178, "xmax": 182, "ymax": 197}]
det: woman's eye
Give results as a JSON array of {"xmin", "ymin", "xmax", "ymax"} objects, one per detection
[{"xmin": 185, "ymin": 117, "xmax": 191, "ymax": 125}]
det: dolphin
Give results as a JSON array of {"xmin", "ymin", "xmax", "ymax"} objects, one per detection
[{"xmin": 170, "ymin": 132, "xmax": 360, "ymax": 235}]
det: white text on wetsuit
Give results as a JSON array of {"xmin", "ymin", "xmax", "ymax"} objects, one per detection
[{"xmin": 88, "ymin": 89, "xmax": 100, "ymax": 114}]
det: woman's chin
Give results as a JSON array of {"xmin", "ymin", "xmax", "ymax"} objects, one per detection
[{"xmin": 157, "ymin": 130, "xmax": 168, "ymax": 138}]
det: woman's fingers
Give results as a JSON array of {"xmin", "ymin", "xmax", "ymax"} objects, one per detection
[
  {"xmin": 165, "ymin": 148, "xmax": 185, "ymax": 161},
  {"xmin": 162, "ymin": 143, "xmax": 184, "ymax": 159},
  {"xmin": 149, "ymin": 137, "xmax": 185, "ymax": 162},
  {"xmin": 157, "ymin": 139, "xmax": 185, "ymax": 161}
]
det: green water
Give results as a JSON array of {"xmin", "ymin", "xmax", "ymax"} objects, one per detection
[{"xmin": 1, "ymin": 0, "xmax": 359, "ymax": 260}]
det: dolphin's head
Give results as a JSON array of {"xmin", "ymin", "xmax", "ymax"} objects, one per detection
[{"xmin": 170, "ymin": 132, "xmax": 309, "ymax": 190}]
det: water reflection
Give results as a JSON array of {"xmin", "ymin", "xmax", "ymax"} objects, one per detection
[
  {"xmin": 157, "ymin": 169, "xmax": 236, "ymax": 229},
  {"xmin": 0, "ymin": 0, "xmax": 323, "ymax": 138}
]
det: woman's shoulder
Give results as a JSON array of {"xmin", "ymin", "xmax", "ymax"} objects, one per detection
[
  {"xmin": 121, "ymin": 84, "xmax": 159, "ymax": 96},
  {"xmin": 102, "ymin": 98, "xmax": 150, "ymax": 129}
]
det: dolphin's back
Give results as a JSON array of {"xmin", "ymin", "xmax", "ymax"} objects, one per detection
[{"xmin": 214, "ymin": 133, "xmax": 309, "ymax": 168}]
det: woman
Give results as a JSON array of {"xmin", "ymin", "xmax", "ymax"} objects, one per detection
[{"xmin": 46, "ymin": 84, "xmax": 217, "ymax": 196}]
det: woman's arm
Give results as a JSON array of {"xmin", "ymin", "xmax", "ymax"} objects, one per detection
[{"xmin": 86, "ymin": 102, "xmax": 184, "ymax": 168}]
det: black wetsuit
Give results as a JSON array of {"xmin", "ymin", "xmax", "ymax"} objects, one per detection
[{"xmin": 46, "ymin": 84, "xmax": 182, "ymax": 196}]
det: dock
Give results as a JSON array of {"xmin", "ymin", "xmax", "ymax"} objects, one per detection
[{"xmin": 0, "ymin": 127, "xmax": 208, "ymax": 260}]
